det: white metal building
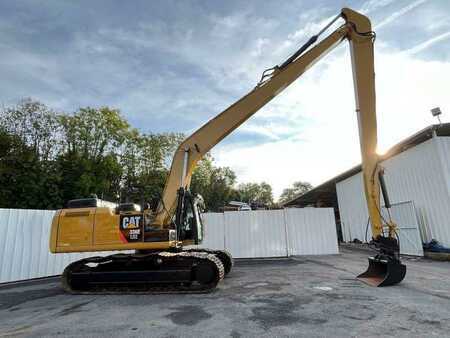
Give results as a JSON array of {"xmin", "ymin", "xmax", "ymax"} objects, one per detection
[{"xmin": 285, "ymin": 123, "xmax": 450, "ymax": 255}]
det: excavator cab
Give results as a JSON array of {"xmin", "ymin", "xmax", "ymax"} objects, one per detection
[{"xmin": 174, "ymin": 188, "xmax": 204, "ymax": 244}]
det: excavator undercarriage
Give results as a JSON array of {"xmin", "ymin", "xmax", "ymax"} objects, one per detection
[
  {"xmin": 62, "ymin": 250, "xmax": 228, "ymax": 294},
  {"xmin": 56, "ymin": 188, "xmax": 233, "ymax": 294}
]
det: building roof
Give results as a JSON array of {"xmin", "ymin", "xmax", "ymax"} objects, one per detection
[{"xmin": 283, "ymin": 123, "xmax": 450, "ymax": 207}]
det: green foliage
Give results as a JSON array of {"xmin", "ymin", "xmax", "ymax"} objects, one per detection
[
  {"xmin": 56, "ymin": 107, "xmax": 131, "ymax": 203},
  {"xmin": 0, "ymin": 100, "xmax": 62, "ymax": 209},
  {"xmin": 0, "ymin": 99, "xmax": 236, "ymax": 210},
  {"xmin": 56, "ymin": 151, "xmax": 122, "ymax": 203},
  {"xmin": 120, "ymin": 131, "xmax": 184, "ymax": 203},
  {"xmin": 278, "ymin": 181, "xmax": 313, "ymax": 204},
  {"xmin": 190, "ymin": 156, "xmax": 275, "ymax": 211},
  {"xmin": 190, "ymin": 155, "xmax": 237, "ymax": 211},
  {"xmin": 0, "ymin": 98, "xmax": 273, "ymax": 211},
  {"xmin": 0, "ymin": 127, "xmax": 61, "ymax": 209},
  {"xmin": 0, "ymin": 98, "xmax": 60, "ymax": 161},
  {"xmin": 58, "ymin": 106, "xmax": 130, "ymax": 158},
  {"xmin": 236, "ymin": 182, "xmax": 274, "ymax": 205},
  {"xmin": 0, "ymin": 100, "xmax": 186, "ymax": 209}
]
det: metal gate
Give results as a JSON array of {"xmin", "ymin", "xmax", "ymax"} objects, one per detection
[{"xmin": 382, "ymin": 201, "xmax": 424, "ymax": 256}]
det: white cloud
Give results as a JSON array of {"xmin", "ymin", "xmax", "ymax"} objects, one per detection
[
  {"xmin": 374, "ymin": 0, "xmax": 428, "ymax": 29},
  {"xmin": 213, "ymin": 44, "xmax": 450, "ymax": 199},
  {"xmin": 403, "ymin": 31, "xmax": 450, "ymax": 55},
  {"xmin": 359, "ymin": 0, "xmax": 396, "ymax": 14}
]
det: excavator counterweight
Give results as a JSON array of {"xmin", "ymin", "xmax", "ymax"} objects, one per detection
[{"xmin": 50, "ymin": 7, "xmax": 406, "ymax": 293}]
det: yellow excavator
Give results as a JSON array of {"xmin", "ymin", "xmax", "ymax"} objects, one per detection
[{"xmin": 50, "ymin": 8, "xmax": 406, "ymax": 293}]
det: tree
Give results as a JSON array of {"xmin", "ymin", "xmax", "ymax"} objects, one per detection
[
  {"xmin": 190, "ymin": 155, "xmax": 237, "ymax": 211},
  {"xmin": 57, "ymin": 151, "xmax": 123, "ymax": 203},
  {"xmin": 236, "ymin": 182, "xmax": 274, "ymax": 205},
  {"xmin": 120, "ymin": 132, "xmax": 184, "ymax": 203},
  {"xmin": 278, "ymin": 181, "xmax": 313, "ymax": 204},
  {"xmin": 0, "ymin": 98, "xmax": 253, "ymax": 210},
  {"xmin": 0, "ymin": 127, "xmax": 62, "ymax": 208},
  {"xmin": 58, "ymin": 106, "xmax": 129, "ymax": 159},
  {"xmin": 190, "ymin": 155, "xmax": 215, "ymax": 201},
  {"xmin": 0, "ymin": 98, "xmax": 60, "ymax": 161},
  {"xmin": 0, "ymin": 100, "xmax": 63, "ymax": 208},
  {"xmin": 207, "ymin": 166, "xmax": 237, "ymax": 211},
  {"xmin": 0, "ymin": 99, "xmax": 186, "ymax": 207},
  {"xmin": 57, "ymin": 107, "xmax": 130, "ymax": 202}
]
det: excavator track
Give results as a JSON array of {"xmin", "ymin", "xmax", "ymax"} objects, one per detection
[
  {"xmin": 61, "ymin": 251, "xmax": 224, "ymax": 294},
  {"xmin": 185, "ymin": 248, "xmax": 233, "ymax": 276}
]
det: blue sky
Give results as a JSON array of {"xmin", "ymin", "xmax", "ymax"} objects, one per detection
[{"xmin": 1, "ymin": 0, "xmax": 449, "ymax": 197}]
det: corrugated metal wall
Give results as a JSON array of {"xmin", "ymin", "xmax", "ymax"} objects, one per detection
[
  {"xmin": 336, "ymin": 173, "xmax": 368, "ymax": 242},
  {"xmin": 0, "ymin": 207, "xmax": 338, "ymax": 283},
  {"xmin": 200, "ymin": 212, "xmax": 225, "ymax": 250},
  {"xmin": 337, "ymin": 136, "xmax": 450, "ymax": 249},
  {"xmin": 198, "ymin": 208, "xmax": 339, "ymax": 258},
  {"xmin": 285, "ymin": 208, "xmax": 339, "ymax": 255},
  {"xmin": 224, "ymin": 210, "xmax": 287, "ymax": 258}
]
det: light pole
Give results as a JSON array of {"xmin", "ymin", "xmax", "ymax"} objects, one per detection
[{"xmin": 431, "ymin": 107, "xmax": 443, "ymax": 125}]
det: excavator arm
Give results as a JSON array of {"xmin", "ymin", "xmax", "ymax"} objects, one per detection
[{"xmin": 154, "ymin": 8, "xmax": 405, "ymax": 286}]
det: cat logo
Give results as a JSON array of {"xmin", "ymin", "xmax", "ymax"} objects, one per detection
[{"xmin": 121, "ymin": 216, "xmax": 141, "ymax": 229}]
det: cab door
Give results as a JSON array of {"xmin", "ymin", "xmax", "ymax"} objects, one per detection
[
  {"xmin": 175, "ymin": 192, "xmax": 203, "ymax": 244},
  {"xmin": 192, "ymin": 200, "xmax": 204, "ymax": 244}
]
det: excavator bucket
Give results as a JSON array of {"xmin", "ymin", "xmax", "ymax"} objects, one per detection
[{"xmin": 357, "ymin": 256, "xmax": 406, "ymax": 287}]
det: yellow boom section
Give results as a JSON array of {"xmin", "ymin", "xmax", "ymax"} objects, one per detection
[{"xmin": 154, "ymin": 8, "xmax": 384, "ymax": 238}]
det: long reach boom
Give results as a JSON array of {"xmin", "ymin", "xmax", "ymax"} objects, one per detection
[{"xmin": 155, "ymin": 8, "xmax": 406, "ymax": 286}]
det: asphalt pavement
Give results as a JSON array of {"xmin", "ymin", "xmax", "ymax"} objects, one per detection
[{"xmin": 0, "ymin": 247, "xmax": 449, "ymax": 337}]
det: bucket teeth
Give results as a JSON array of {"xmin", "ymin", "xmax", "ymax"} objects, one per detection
[{"xmin": 357, "ymin": 256, "xmax": 406, "ymax": 287}]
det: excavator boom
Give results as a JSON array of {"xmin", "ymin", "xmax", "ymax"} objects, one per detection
[
  {"xmin": 154, "ymin": 24, "xmax": 347, "ymax": 226},
  {"xmin": 156, "ymin": 10, "xmax": 365, "ymax": 225}
]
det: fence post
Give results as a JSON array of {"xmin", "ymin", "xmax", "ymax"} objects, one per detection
[
  {"xmin": 283, "ymin": 209, "xmax": 290, "ymax": 257},
  {"xmin": 222, "ymin": 212, "xmax": 227, "ymax": 251}
]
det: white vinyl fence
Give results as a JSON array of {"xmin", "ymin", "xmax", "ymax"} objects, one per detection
[
  {"xmin": 197, "ymin": 208, "xmax": 339, "ymax": 258},
  {"xmin": 285, "ymin": 208, "xmax": 340, "ymax": 256},
  {"xmin": 0, "ymin": 207, "xmax": 339, "ymax": 283}
]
